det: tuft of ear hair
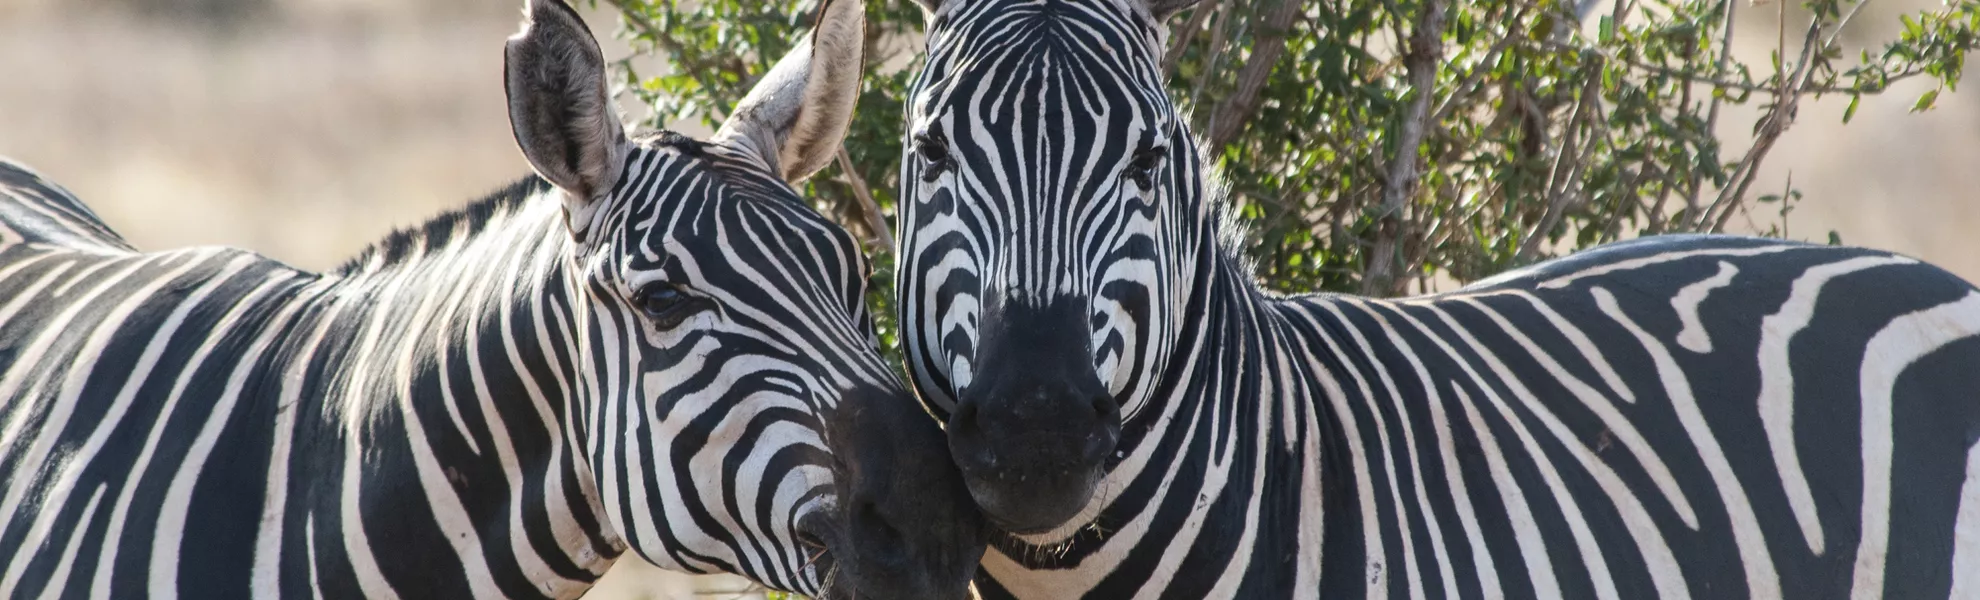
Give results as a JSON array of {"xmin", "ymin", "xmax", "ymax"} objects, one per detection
[
  {"xmin": 505, "ymin": 0, "xmax": 629, "ymax": 206},
  {"xmin": 712, "ymin": 0, "xmax": 866, "ymax": 184}
]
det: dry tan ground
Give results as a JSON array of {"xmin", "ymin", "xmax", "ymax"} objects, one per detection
[{"xmin": 0, "ymin": 0, "xmax": 1974, "ymax": 598}]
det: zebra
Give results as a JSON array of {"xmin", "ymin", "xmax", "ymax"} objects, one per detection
[
  {"xmin": 0, "ymin": 0, "xmax": 987, "ymax": 597},
  {"xmin": 892, "ymin": 0, "xmax": 1980, "ymax": 597}
]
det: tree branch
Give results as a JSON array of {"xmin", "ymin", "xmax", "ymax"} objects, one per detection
[
  {"xmin": 1361, "ymin": 0, "xmax": 1446, "ymax": 296},
  {"xmin": 834, "ymin": 147, "xmax": 896, "ymax": 255},
  {"xmin": 1164, "ymin": 1, "xmax": 1222, "ymax": 75},
  {"xmin": 1540, "ymin": 39, "xmax": 1931, "ymax": 96},
  {"xmin": 1204, "ymin": 0, "xmax": 1303, "ymax": 149},
  {"xmin": 1702, "ymin": 16, "xmax": 1826, "ymax": 230}
]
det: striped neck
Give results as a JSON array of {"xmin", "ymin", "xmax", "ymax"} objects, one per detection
[{"xmin": 280, "ymin": 181, "xmax": 622, "ymax": 598}]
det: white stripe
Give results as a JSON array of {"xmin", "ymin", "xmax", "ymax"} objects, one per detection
[
  {"xmin": 1671, "ymin": 261, "xmax": 1738, "ymax": 353},
  {"xmin": 306, "ymin": 514, "xmax": 326, "ymax": 600},
  {"xmin": 1594, "ymin": 286, "xmax": 1777, "ymax": 599},
  {"xmin": 1129, "ymin": 338, "xmax": 1240, "ymax": 600},
  {"xmin": 252, "ymin": 287, "xmax": 345, "ymax": 599},
  {"xmin": 1536, "ymin": 244, "xmax": 1800, "ymax": 290},
  {"xmin": 1849, "ymin": 292, "xmax": 1980, "ymax": 600},
  {"xmin": 1326, "ymin": 301, "xmax": 1456, "ymax": 599},
  {"xmin": 1281, "ymin": 307, "xmax": 1389, "ymax": 594},
  {"xmin": 1452, "ymin": 296, "xmax": 1697, "ymax": 529},
  {"xmin": 1424, "ymin": 378, "xmax": 1501, "ymax": 599},
  {"xmin": 36, "ymin": 485, "xmax": 106, "ymax": 600},
  {"xmin": 380, "ymin": 226, "xmax": 511, "ymax": 600},
  {"xmin": 487, "ymin": 229, "xmax": 593, "ymax": 594},
  {"xmin": 0, "ymin": 255, "xmax": 166, "ymax": 595},
  {"xmin": 1392, "ymin": 304, "xmax": 1623, "ymax": 600},
  {"xmin": 149, "ymin": 274, "xmax": 302, "ymax": 597},
  {"xmin": 1422, "ymin": 300, "xmax": 1691, "ymax": 598},
  {"xmin": 11, "ymin": 254, "xmax": 236, "ymax": 576},
  {"xmin": 340, "ymin": 432, "xmax": 403, "ymax": 600},
  {"xmin": 1453, "ymin": 387, "xmax": 1562, "ymax": 599},
  {"xmin": 1948, "ymin": 439, "xmax": 1980, "ymax": 598},
  {"xmin": 1755, "ymin": 255, "xmax": 1915, "ymax": 556}
]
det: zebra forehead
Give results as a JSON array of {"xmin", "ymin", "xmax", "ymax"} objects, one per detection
[
  {"xmin": 924, "ymin": 2, "xmax": 1162, "ymax": 77},
  {"xmin": 915, "ymin": 7, "xmax": 1176, "ymax": 136}
]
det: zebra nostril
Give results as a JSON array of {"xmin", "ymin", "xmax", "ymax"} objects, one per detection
[{"xmin": 1090, "ymin": 393, "xmax": 1119, "ymax": 422}]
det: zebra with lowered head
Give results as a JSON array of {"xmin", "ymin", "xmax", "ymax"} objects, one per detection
[
  {"xmin": 893, "ymin": 0, "xmax": 1980, "ymax": 597},
  {"xmin": 0, "ymin": 0, "xmax": 985, "ymax": 597}
]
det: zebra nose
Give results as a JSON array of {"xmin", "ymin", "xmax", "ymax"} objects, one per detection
[{"xmin": 1090, "ymin": 389, "xmax": 1120, "ymax": 422}]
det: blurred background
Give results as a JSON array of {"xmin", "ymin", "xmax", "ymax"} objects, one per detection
[{"xmin": 0, "ymin": 0, "xmax": 1974, "ymax": 597}]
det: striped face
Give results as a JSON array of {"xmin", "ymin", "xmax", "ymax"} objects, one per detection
[
  {"xmin": 564, "ymin": 136, "xmax": 888, "ymax": 594},
  {"xmin": 898, "ymin": 0, "xmax": 1207, "ymax": 532},
  {"xmin": 504, "ymin": 0, "xmax": 983, "ymax": 596}
]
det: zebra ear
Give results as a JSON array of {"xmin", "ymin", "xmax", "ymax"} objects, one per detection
[
  {"xmin": 1145, "ymin": 0, "xmax": 1204, "ymax": 19},
  {"xmin": 713, "ymin": 0, "xmax": 865, "ymax": 184},
  {"xmin": 505, "ymin": 0, "xmax": 630, "ymax": 206}
]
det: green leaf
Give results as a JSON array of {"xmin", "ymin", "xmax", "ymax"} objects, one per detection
[
  {"xmin": 1843, "ymin": 94, "xmax": 1861, "ymax": 123},
  {"xmin": 1913, "ymin": 88, "xmax": 1943, "ymax": 112}
]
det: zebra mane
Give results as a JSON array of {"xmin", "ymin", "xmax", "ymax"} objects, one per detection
[
  {"xmin": 1193, "ymin": 138, "xmax": 1261, "ymax": 283},
  {"xmin": 335, "ymin": 175, "xmax": 553, "ymax": 275}
]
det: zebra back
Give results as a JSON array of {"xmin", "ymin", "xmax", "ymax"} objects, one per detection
[{"xmin": 0, "ymin": 157, "xmax": 133, "ymax": 252}]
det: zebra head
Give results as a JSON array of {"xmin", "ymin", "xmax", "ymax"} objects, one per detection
[
  {"xmin": 896, "ymin": 0, "xmax": 1209, "ymax": 534},
  {"xmin": 507, "ymin": 0, "xmax": 984, "ymax": 596}
]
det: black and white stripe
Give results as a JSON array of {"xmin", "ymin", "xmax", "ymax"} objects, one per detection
[
  {"xmin": 0, "ymin": 1, "xmax": 986, "ymax": 597},
  {"xmin": 895, "ymin": 0, "xmax": 1980, "ymax": 597}
]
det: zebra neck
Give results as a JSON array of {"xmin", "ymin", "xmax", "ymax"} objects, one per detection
[{"xmin": 285, "ymin": 193, "xmax": 622, "ymax": 596}]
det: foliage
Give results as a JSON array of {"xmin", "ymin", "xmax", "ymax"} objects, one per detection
[
  {"xmin": 595, "ymin": 0, "xmax": 1980, "ymax": 344},
  {"xmin": 1172, "ymin": 0, "xmax": 1980, "ymax": 294}
]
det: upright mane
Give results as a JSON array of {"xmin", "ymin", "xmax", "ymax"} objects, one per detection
[{"xmin": 335, "ymin": 175, "xmax": 552, "ymax": 275}]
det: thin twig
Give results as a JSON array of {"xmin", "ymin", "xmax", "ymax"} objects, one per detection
[
  {"xmin": 1205, "ymin": 0, "xmax": 1304, "ymax": 149},
  {"xmin": 1164, "ymin": 1, "xmax": 1221, "ymax": 74},
  {"xmin": 1687, "ymin": 0, "xmax": 1738, "ymax": 215},
  {"xmin": 1518, "ymin": 71, "xmax": 1600, "ymax": 260},
  {"xmin": 1188, "ymin": 4, "xmax": 1236, "ymax": 127},
  {"xmin": 1429, "ymin": 5, "xmax": 1531, "ymax": 124},
  {"xmin": 1703, "ymin": 16, "xmax": 1826, "ymax": 230},
  {"xmin": 1823, "ymin": 0, "xmax": 1876, "ymax": 49},
  {"xmin": 834, "ymin": 147, "xmax": 896, "ymax": 255},
  {"xmin": 1543, "ymin": 39, "xmax": 1931, "ymax": 95}
]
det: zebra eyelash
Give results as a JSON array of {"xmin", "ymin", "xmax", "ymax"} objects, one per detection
[
  {"xmin": 1124, "ymin": 147, "xmax": 1167, "ymax": 190},
  {"xmin": 913, "ymin": 131, "xmax": 953, "ymax": 180}
]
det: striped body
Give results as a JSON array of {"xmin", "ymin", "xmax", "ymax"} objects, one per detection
[
  {"xmin": 981, "ymin": 234, "xmax": 1980, "ymax": 598},
  {"xmin": 892, "ymin": 0, "xmax": 1980, "ymax": 597},
  {"xmin": 0, "ymin": 166, "xmax": 620, "ymax": 598},
  {"xmin": 0, "ymin": 135, "xmax": 928, "ymax": 599}
]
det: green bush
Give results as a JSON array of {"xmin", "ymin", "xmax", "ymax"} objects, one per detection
[{"xmin": 594, "ymin": 0, "xmax": 1980, "ymax": 361}]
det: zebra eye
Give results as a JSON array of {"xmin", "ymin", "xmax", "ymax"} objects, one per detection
[
  {"xmin": 633, "ymin": 282, "xmax": 710, "ymax": 330},
  {"xmin": 914, "ymin": 133, "xmax": 951, "ymax": 171},
  {"xmin": 1125, "ymin": 147, "xmax": 1166, "ymax": 190}
]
